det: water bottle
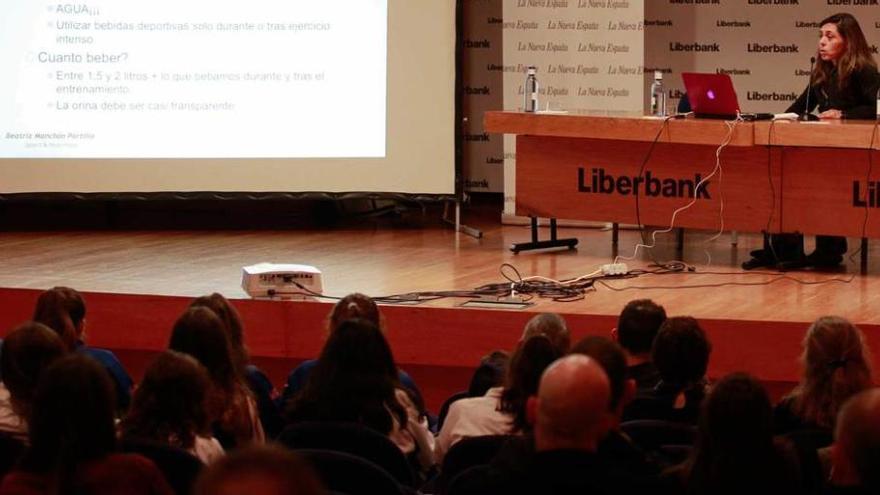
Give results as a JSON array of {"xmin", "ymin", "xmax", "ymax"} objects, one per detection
[
  {"xmin": 876, "ymin": 86, "xmax": 880, "ymax": 122},
  {"xmin": 524, "ymin": 66, "xmax": 538, "ymax": 113},
  {"xmin": 650, "ymin": 70, "xmax": 667, "ymax": 117}
]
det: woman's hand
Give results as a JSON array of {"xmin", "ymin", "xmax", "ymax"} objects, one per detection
[{"xmin": 819, "ymin": 109, "xmax": 843, "ymax": 119}]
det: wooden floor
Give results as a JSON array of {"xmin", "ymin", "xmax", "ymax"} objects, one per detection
[{"xmin": 2, "ymin": 210, "xmax": 880, "ymax": 325}]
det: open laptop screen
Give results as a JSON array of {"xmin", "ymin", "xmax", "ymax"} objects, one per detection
[{"xmin": 681, "ymin": 73, "xmax": 741, "ymax": 119}]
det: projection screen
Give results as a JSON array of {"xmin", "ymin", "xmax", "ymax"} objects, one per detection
[{"xmin": 0, "ymin": 1, "xmax": 457, "ymax": 195}]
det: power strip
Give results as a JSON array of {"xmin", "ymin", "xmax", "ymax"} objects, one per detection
[{"xmin": 600, "ymin": 263, "xmax": 629, "ymax": 276}]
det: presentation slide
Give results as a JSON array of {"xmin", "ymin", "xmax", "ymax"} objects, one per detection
[
  {"xmin": 0, "ymin": 1, "xmax": 455, "ymax": 195},
  {"xmin": 0, "ymin": 1, "xmax": 386, "ymax": 158}
]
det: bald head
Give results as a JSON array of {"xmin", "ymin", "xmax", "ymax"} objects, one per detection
[
  {"xmin": 834, "ymin": 389, "xmax": 880, "ymax": 489},
  {"xmin": 522, "ymin": 313, "xmax": 570, "ymax": 354},
  {"xmin": 531, "ymin": 355, "xmax": 611, "ymax": 452}
]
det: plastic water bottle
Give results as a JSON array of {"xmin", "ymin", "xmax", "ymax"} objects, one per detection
[
  {"xmin": 650, "ymin": 70, "xmax": 667, "ymax": 117},
  {"xmin": 876, "ymin": 86, "xmax": 880, "ymax": 121},
  {"xmin": 524, "ymin": 66, "xmax": 538, "ymax": 113}
]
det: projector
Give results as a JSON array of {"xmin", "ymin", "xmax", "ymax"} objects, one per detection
[{"xmin": 241, "ymin": 263, "xmax": 323, "ymax": 299}]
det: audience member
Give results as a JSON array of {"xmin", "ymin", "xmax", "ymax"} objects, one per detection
[
  {"xmin": 450, "ymin": 355, "xmax": 615, "ymax": 494},
  {"xmin": 521, "ymin": 313, "xmax": 571, "ymax": 354},
  {"xmin": 775, "ymin": 316, "xmax": 873, "ymax": 438},
  {"xmin": 189, "ymin": 293, "xmax": 283, "ymax": 438},
  {"xmin": 32, "ymin": 286, "xmax": 133, "ymax": 411},
  {"xmin": 194, "ymin": 445, "xmax": 326, "ymax": 495},
  {"xmin": 279, "ymin": 293, "xmax": 426, "ymax": 412},
  {"xmin": 467, "ymin": 350, "xmax": 509, "ymax": 398},
  {"xmin": 623, "ymin": 316, "xmax": 711, "ymax": 424},
  {"xmin": 612, "ymin": 299, "xmax": 667, "ymax": 391},
  {"xmin": 121, "ymin": 351, "xmax": 224, "ymax": 465},
  {"xmin": 0, "ymin": 322, "xmax": 66, "ymax": 443},
  {"xmin": 435, "ymin": 336, "xmax": 559, "ymax": 462},
  {"xmin": 571, "ymin": 336, "xmax": 663, "ymax": 489},
  {"xmin": 284, "ymin": 318, "xmax": 435, "ymax": 473},
  {"xmin": 827, "ymin": 388, "xmax": 880, "ymax": 494},
  {"xmin": 0, "ymin": 354, "xmax": 173, "ymax": 495},
  {"xmin": 169, "ymin": 307, "xmax": 265, "ymax": 449},
  {"xmin": 666, "ymin": 372, "xmax": 802, "ymax": 495}
]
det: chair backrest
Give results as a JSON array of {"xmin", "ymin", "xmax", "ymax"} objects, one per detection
[
  {"xmin": 437, "ymin": 435, "xmax": 511, "ymax": 494},
  {"xmin": 620, "ymin": 419, "xmax": 696, "ymax": 451},
  {"xmin": 120, "ymin": 437, "xmax": 203, "ymax": 495},
  {"xmin": 0, "ymin": 433, "xmax": 26, "ymax": 481},
  {"xmin": 295, "ymin": 449, "xmax": 404, "ymax": 495},
  {"xmin": 278, "ymin": 421, "xmax": 415, "ymax": 487}
]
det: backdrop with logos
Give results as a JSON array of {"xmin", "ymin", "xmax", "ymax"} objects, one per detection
[
  {"xmin": 644, "ymin": 2, "xmax": 880, "ymax": 116},
  {"xmin": 461, "ymin": 2, "xmax": 880, "ymax": 211},
  {"xmin": 498, "ymin": 0, "xmax": 646, "ymax": 215}
]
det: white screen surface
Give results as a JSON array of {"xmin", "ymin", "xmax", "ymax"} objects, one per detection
[{"xmin": 0, "ymin": 1, "xmax": 456, "ymax": 194}]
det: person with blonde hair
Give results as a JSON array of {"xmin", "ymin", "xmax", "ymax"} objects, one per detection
[{"xmin": 775, "ymin": 316, "xmax": 873, "ymax": 436}]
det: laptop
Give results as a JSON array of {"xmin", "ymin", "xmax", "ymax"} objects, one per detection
[{"xmin": 681, "ymin": 72, "xmax": 742, "ymax": 120}]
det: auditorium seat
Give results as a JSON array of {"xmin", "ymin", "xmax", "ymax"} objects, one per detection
[
  {"xmin": 294, "ymin": 449, "xmax": 406, "ymax": 495},
  {"xmin": 434, "ymin": 434, "xmax": 512, "ymax": 494},
  {"xmin": 278, "ymin": 421, "xmax": 415, "ymax": 487},
  {"xmin": 620, "ymin": 419, "xmax": 696, "ymax": 451}
]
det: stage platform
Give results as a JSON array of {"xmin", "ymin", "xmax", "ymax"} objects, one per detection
[{"xmin": 1, "ymin": 211, "xmax": 879, "ymax": 410}]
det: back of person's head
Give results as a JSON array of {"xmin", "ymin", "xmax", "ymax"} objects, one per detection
[
  {"xmin": 0, "ymin": 322, "xmax": 67, "ymax": 418},
  {"xmin": 194, "ymin": 445, "xmax": 326, "ymax": 495},
  {"xmin": 686, "ymin": 373, "xmax": 796, "ymax": 494},
  {"xmin": 190, "ymin": 293, "xmax": 248, "ymax": 372},
  {"xmin": 834, "ymin": 388, "xmax": 880, "ymax": 490},
  {"xmin": 652, "ymin": 316, "xmax": 711, "ymax": 386},
  {"xmin": 794, "ymin": 316, "xmax": 872, "ymax": 428},
  {"xmin": 571, "ymin": 336, "xmax": 631, "ymax": 414},
  {"xmin": 122, "ymin": 351, "xmax": 213, "ymax": 450},
  {"xmin": 500, "ymin": 335, "xmax": 562, "ymax": 433},
  {"xmin": 169, "ymin": 306, "xmax": 238, "ymax": 392},
  {"xmin": 32, "ymin": 286, "xmax": 85, "ymax": 350},
  {"xmin": 328, "ymin": 293, "xmax": 380, "ymax": 332},
  {"xmin": 616, "ymin": 299, "xmax": 666, "ymax": 355},
  {"xmin": 468, "ymin": 350, "xmax": 510, "ymax": 397},
  {"xmin": 287, "ymin": 318, "xmax": 404, "ymax": 434},
  {"xmin": 24, "ymin": 354, "xmax": 117, "ymax": 473},
  {"xmin": 529, "ymin": 354, "xmax": 611, "ymax": 452},
  {"xmin": 522, "ymin": 313, "xmax": 570, "ymax": 354}
]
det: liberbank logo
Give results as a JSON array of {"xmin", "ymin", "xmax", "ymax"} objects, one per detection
[{"xmin": 578, "ymin": 168, "xmax": 711, "ymax": 199}]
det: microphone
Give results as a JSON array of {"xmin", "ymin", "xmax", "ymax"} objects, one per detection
[{"xmin": 800, "ymin": 56, "xmax": 817, "ymax": 121}]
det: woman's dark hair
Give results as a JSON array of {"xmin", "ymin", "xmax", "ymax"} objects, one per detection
[
  {"xmin": 22, "ymin": 354, "xmax": 117, "ymax": 490},
  {"xmin": 190, "ymin": 293, "xmax": 249, "ymax": 374},
  {"xmin": 32, "ymin": 286, "xmax": 85, "ymax": 351},
  {"xmin": 0, "ymin": 322, "xmax": 67, "ymax": 419},
  {"xmin": 500, "ymin": 335, "xmax": 561, "ymax": 433},
  {"xmin": 170, "ymin": 306, "xmax": 257, "ymax": 446},
  {"xmin": 681, "ymin": 373, "xmax": 800, "ymax": 495},
  {"xmin": 286, "ymin": 318, "xmax": 406, "ymax": 434},
  {"xmin": 327, "ymin": 293, "xmax": 381, "ymax": 332},
  {"xmin": 789, "ymin": 316, "xmax": 872, "ymax": 429},
  {"xmin": 813, "ymin": 13, "xmax": 878, "ymax": 90},
  {"xmin": 169, "ymin": 307, "xmax": 239, "ymax": 394},
  {"xmin": 468, "ymin": 350, "xmax": 510, "ymax": 397},
  {"xmin": 121, "ymin": 351, "xmax": 213, "ymax": 450}
]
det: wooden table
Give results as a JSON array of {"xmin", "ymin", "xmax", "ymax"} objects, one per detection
[{"xmin": 485, "ymin": 112, "xmax": 880, "ymax": 242}]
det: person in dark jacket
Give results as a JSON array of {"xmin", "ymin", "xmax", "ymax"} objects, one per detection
[{"xmin": 744, "ymin": 13, "xmax": 880, "ymax": 270}]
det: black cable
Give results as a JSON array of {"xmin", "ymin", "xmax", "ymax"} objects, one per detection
[
  {"xmin": 632, "ymin": 116, "xmax": 676, "ymax": 266},
  {"xmin": 595, "ymin": 272, "xmax": 856, "ymax": 292},
  {"xmin": 847, "ymin": 119, "xmax": 879, "ymax": 265}
]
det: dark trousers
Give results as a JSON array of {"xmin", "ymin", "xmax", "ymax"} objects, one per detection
[{"xmin": 763, "ymin": 233, "xmax": 846, "ymax": 261}]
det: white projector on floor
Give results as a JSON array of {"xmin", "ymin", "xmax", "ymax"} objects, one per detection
[{"xmin": 241, "ymin": 263, "xmax": 323, "ymax": 299}]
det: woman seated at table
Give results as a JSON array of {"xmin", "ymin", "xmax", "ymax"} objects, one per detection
[{"xmin": 744, "ymin": 12, "xmax": 880, "ymax": 271}]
